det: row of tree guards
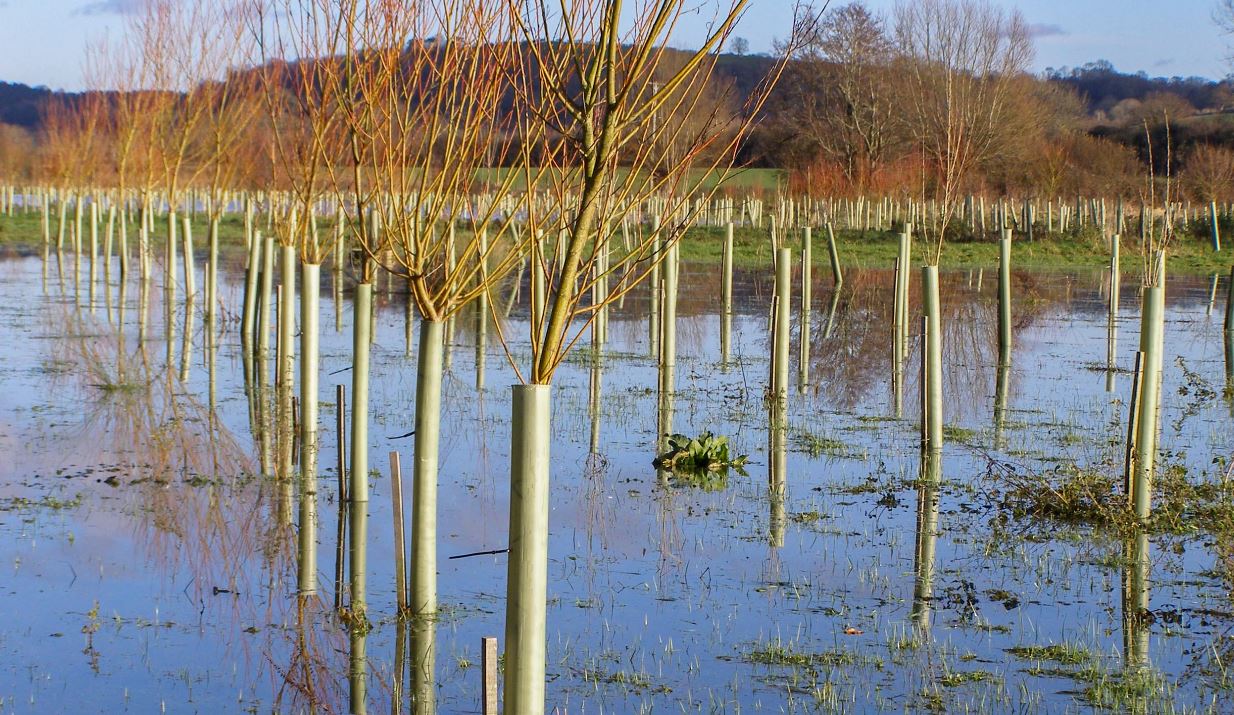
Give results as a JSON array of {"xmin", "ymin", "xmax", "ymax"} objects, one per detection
[
  {"xmin": 11, "ymin": 184, "xmax": 1234, "ymax": 238},
  {"xmin": 13, "ymin": 180, "xmax": 1225, "ymax": 496},
  {"xmin": 6, "ymin": 173, "xmax": 1230, "ymax": 710}
]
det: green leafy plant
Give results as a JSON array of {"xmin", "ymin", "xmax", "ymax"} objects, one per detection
[{"xmin": 653, "ymin": 432, "xmax": 748, "ymax": 482}]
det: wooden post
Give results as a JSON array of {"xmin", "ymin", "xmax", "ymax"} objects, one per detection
[
  {"xmin": 391, "ymin": 450, "xmax": 408, "ymax": 614},
  {"xmin": 1123, "ymin": 351, "xmax": 1145, "ymax": 499},
  {"xmin": 334, "ymin": 384, "xmax": 347, "ymax": 611},
  {"xmin": 482, "ymin": 636, "xmax": 498, "ymax": 715}
]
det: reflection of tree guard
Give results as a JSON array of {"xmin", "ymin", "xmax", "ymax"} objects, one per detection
[
  {"xmin": 825, "ymin": 287, "xmax": 841, "ymax": 341},
  {"xmin": 656, "ymin": 387, "xmax": 675, "ymax": 490},
  {"xmin": 912, "ymin": 451, "xmax": 941, "ymax": 629},
  {"xmin": 768, "ymin": 398, "xmax": 787, "ymax": 548},
  {"xmin": 993, "ymin": 362, "xmax": 1010, "ymax": 451},
  {"xmin": 410, "ymin": 617, "xmax": 437, "ymax": 714},
  {"xmin": 802, "ymin": 226, "xmax": 813, "ymax": 313},
  {"xmin": 206, "ymin": 217, "xmax": 219, "ymax": 331},
  {"xmin": 90, "ymin": 201, "xmax": 99, "ymax": 312},
  {"xmin": 476, "ymin": 229, "xmax": 489, "ymax": 392},
  {"xmin": 104, "ymin": 204, "xmax": 115, "ymax": 294},
  {"xmin": 348, "ymin": 500, "xmax": 368, "ymax": 715},
  {"xmin": 180, "ymin": 295, "xmax": 195, "ymax": 383},
  {"xmin": 589, "ymin": 358, "xmax": 602, "ymax": 455},
  {"xmin": 1121, "ymin": 532, "xmax": 1151, "ymax": 670}
]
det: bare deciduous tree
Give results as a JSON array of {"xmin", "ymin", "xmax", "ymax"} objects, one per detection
[
  {"xmin": 894, "ymin": 0, "xmax": 1032, "ymax": 259},
  {"xmin": 778, "ymin": 2, "xmax": 901, "ymax": 190}
]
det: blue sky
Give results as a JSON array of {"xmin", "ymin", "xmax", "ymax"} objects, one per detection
[{"xmin": 0, "ymin": 0, "xmax": 1228, "ymax": 91}]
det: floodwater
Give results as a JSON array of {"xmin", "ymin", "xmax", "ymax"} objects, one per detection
[{"xmin": 1, "ymin": 243, "xmax": 1232, "ymax": 713}]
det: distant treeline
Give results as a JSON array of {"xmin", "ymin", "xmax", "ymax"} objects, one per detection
[{"xmin": 3, "ymin": 49, "xmax": 1234, "ymax": 199}]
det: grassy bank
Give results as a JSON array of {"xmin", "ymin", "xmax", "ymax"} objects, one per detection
[
  {"xmin": 4, "ymin": 211, "xmax": 1230, "ymax": 275},
  {"xmin": 680, "ymin": 224, "xmax": 1234, "ymax": 275}
]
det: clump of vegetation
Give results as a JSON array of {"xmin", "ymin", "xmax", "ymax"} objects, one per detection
[
  {"xmin": 742, "ymin": 640, "xmax": 884, "ymax": 671},
  {"xmin": 938, "ymin": 670, "xmax": 1000, "ymax": 687},
  {"xmin": 1083, "ymin": 667, "xmax": 1171, "ymax": 710},
  {"xmin": 989, "ymin": 458, "xmax": 1234, "ymax": 536},
  {"xmin": 653, "ymin": 432, "xmax": 748, "ymax": 479},
  {"xmin": 792, "ymin": 430, "xmax": 860, "ymax": 459},
  {"xmin": 1, "ymin": 493, "xmax": 84, "ymax": 512},
  {"xmin": 995, "ymin": 464, "xmax": 1120, "ymax": 526},
  {"xmin": 580, "ymin": 668, "xmax": 671, "ymax": 695},
  {"xmin": 1006, "ymin": 643, "xmax": 1093, "ymax": 666}
]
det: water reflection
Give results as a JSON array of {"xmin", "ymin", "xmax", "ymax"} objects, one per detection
[
  {"xmin": 409, "ymin": 618, "xmax": 437, "ymax": 714},
  {"xmin": 1122, "ymin": 531, "xmax": 1151, "ymax": 671},
  {"xmin": 4, "ymin": 245, "xmax": 1231, "ymax": 712},
  {"xmin": 911, "ymin": 451, "xmax": 941, "ymax": 630},
  {"xmin": 768, "ymin": 396, "xmax": 787, "ymax": 548}
]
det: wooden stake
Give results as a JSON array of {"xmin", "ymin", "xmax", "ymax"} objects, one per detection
[
  {"xmin": 482, "ymin": 636, "xmax": 499, "ymax": 715},
  {"xmin": 334, "ymin": 384, "xmax": 347, "ymax": 611},
  {"xmin": 390, "ymin": 450, "xmax": 408, "ymax": 614}
]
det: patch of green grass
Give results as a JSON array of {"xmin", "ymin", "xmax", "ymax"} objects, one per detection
[
  {"xmin": 744, "ymin": 640, "xmax": 884, "ymax": 670},
  {"xmin": 943, "ymin": 425, "xmax": 980, "ymax": 443},
  {"xmin": 1006, "ymin": 643, "xmax": 1093, "ymax": 666},
  {"xmin": 94, "ymin": 381, "xmax": 146, "ymax": 394},
  {"xmin": 1, "ymin": 493, "xmax": 84, "ymax": 512},
  {"xmin": 580, "ymin": 668, "xmax": 672, "ymax": 695},
  {"xmin": 792, "ymin": 430, "xmax": 860, "ymax": 459},
  {"xmin": 789, "ymin": 510, "xmax": 827, "ymax": 524},
  {"xmin": 938, "ymin": 670, "xmax": 1000, "ymax": 687}
]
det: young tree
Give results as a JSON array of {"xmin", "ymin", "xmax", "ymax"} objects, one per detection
[
  {"xmin": 894, "ymin": 0, "xmax": 1032, "ymax": 256},
  {"xmin": 893, "ymin": 0, "xmax": 1031, "ymax": 454},
  {"xmin": 498, "ymin": 1, "xmax": 794, "ymax": 710},
  {"xmin": 254, "ymin": 0, "xmax": 355, "ymax": 601},
  {"xmin": 346, "ymin": 0, "xmax": 536, "ymax": 620}
]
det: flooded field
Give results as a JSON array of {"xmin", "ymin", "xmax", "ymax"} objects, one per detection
[{"xmin": 1, "ymin": 245, "xmax": 1232, "ymax": 713}]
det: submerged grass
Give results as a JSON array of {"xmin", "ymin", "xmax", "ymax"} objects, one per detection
[
  {"xmin": 1006, "ymin": 643, "xmax": 1094, "ymax": 666},
  {"xmin": 743, "ymin": 639, "xmax": 884, "ymax": 671}
]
